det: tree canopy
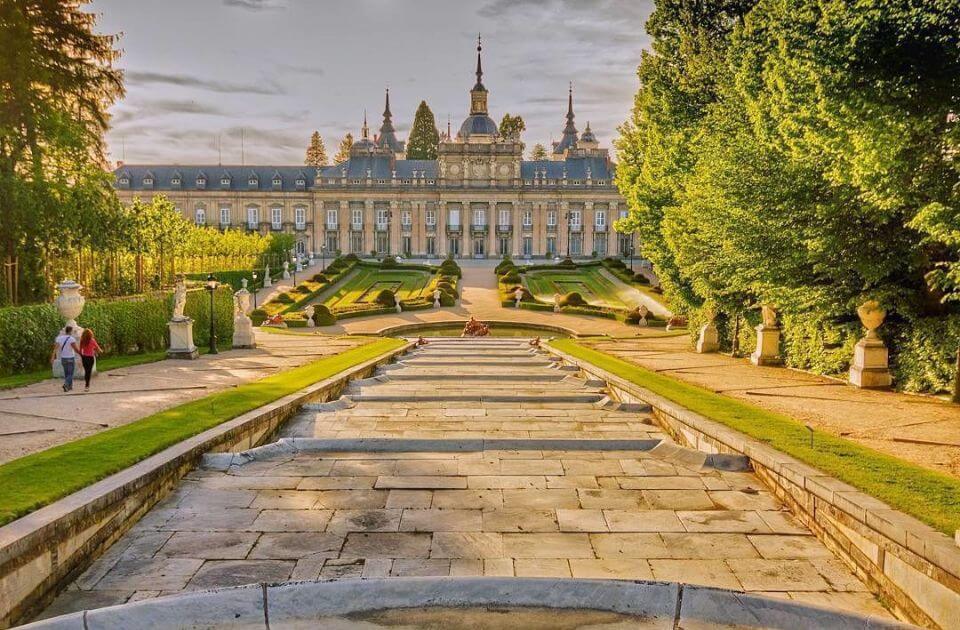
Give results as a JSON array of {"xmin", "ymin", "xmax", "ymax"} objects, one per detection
[
  {"xmin": 305, "ymin": 131, "xmax": 327, "ymax": 167},
  {"xmin": 498, "ymin": 113, "xmax": 525, "ymax": 140},
  {"xmin": 529, "ymin": 144, "xmax": 548, "ymax": 161},
  {"xmin": 406, "ymin": 101, "xmax": 439, "ymax": 160},
  {"xmin": 616, "ymin": 0, "xmax": 960, "ymax": 387},
  {"xmin": 333, "ymin": 133, "xmax": 354, "ymax": 164}
]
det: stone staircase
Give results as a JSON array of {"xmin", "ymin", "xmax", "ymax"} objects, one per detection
[{"xmin": 282, "ymin": 338, "xmax": 664, "ymax": 441}]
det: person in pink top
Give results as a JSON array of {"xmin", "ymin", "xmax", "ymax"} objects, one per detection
[{"xmin": 78, "ymin": 328, "xmax": 102, "ymax": 391}]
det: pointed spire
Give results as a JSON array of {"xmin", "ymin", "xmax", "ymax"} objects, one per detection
[
  {"xmin": 474, "ymin": 33, "xmax": 484, "ymax": 90},
  {"xmin": 447, "ymin": 115, "xmax": 452, "ymax": 140},
  {"xmin": 361, "ymin": 110, "xmax": 369, "ymax": 139},
  {"xmin": 566, "ymin": 82, "xmax": 575, "ymax": 123},
  {"xmin": 383, "ymin": 88, "xmax": 392, "ymax": 120},
  {"xmin": 554, "ymin": 82, "xmax": 579, "ymax": 155}
]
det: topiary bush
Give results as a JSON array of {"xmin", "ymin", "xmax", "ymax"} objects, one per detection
[
  {"xmin": 250, "ymin": 308, "xmax": 268, "ymax": 325},
  {"xmin": 311, "ymin": 304, "xmax": 336, "ymax": 326},
  {"xmin": 342, "ymin": 253, "xmax": 359, "ymax": 263},
  {"xmin": 559, "ymin": 257, "xmax": 577, "ymax": 268},
  {"xmin": 294, "ymin": 284, "xmax": 312, "ymax": 294},
  {"xmin": 633, "ymin": 273, "xmax": 650, "ymax": 284},
  {"xmin": 374, "ymin": 289, "xmax": 397, "ymax": 307},
  {"xmin": 495, "ymin": 257, "xmax": 515, "ymax": 275},
  {"xmin": 274, "ymin": 292, "xmax": 294, "ymax": 304},
  {"xmin": 500, "ymin": 271, "xmax": 521, "ymax": 284},
  {"xmin": 311, "ymin": 273, "xmax": 328, "ymax": 283},
  {"xmin": 559, "ymin": 291, "xmax": 587, "ymax": 307},
  {"xmin": 439, "ymin": 258, "xmax": 462, "ymax": 278},
  {"xmin": 439, "ymin": 292, "xmax": 456, "ymax": 307},
  {"xmin": 381, "ymin": 256, "xmax": 398, "ymax": 269}
]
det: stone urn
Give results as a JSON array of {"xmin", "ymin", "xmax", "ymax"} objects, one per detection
[
  {"xmin": 56, "ymin": 280, "xmax": 85, "ymax": 330},
  {"xmin": 856, "ymin": 300, "xmax": 886, "ymax": 339},
  {"xmin": 304, "ymin": 305, "xmax": 316, "ymax": 328}
]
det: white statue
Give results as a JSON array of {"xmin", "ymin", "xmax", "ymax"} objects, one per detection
[
  {"xmin": 282, "ymin": 261, "xmax": 290, "ymax": 279},
  {"xmin": 263, "ymin": 264, "xmax": 272, "ymax": 287},
  {"xmin": 172, "ymin": 276, "xmax": 188, "ymax": 321},
  {"xmin": 553, "ymin": 293, "xmax": 562, "ymax": 313},
  {"xmin": 304, "ymin": 305, "xmax": 316, "ymax": 327},
  {"xmin": 514, "ymin": 286, "xmax": 524, "ymax": 308},
  {"xmin": 761, "ymin": 304, "xmax": 778, "ymax": 328},
  {"xmin": 637, "ymin": 304, "xmax": 649, "ymax": 327},
  {"xmin": 433, "ymin": 288, "xmax": 442, "ymax": 308}
]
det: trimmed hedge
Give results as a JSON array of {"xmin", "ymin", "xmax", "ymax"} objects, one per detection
[
  {"xmin": 312, "ymin": 304, "xmax": 336, "ymax": 326},
  {"xmin": 375, "ymin": 289, "xmax": 397, "ymax": 307},
  {"xmin": 559, "ymin": 292, "xmax": 587, "ymax": 307},
  {"xmin": 0, "ymin": 288, "xmax": 234, "ymax": 376}
]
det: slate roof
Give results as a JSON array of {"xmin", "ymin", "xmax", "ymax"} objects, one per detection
[{"xmin": 114, "ymin": 156, "xmax": 614, "ymax": 190}]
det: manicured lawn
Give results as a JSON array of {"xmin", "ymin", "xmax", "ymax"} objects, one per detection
[
  {"xmin": 0, "ymin": 351, "xmax": 170, "ymax": 391},
  {"xmin": 548, "ymin": 339, "xmax": 960, "ymax": 535},
  {"xmin": 323, "ymin": 265, "xmax": 434, "ymax": 311},
  {"xmin": 523, "ymin": 266, "xmax": 639, "ymax": 310},
  {"xmin": 0, "ymin": 337, "xmax": 406, "ymax": 525}
]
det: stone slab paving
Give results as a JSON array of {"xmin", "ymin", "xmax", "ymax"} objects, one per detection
[
  {"xmin": 0, "ymin": 331, "xmax": 365, "ymax": 464},
  {"xmin": 582, "ymin": 337, "xmax": 960, "ymax": 479},
  {"xmin": 36, "ymin": 337, "xmax": 894, "ymax": 623}
]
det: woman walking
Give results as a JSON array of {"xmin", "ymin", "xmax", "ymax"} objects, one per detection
[{"xmin": 79, "ymin": 328, "xmax": 101, "ymax": 391}]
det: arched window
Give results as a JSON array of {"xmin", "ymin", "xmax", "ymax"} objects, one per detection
[
  {"xmin": 194, "ymin": 206, "xmax": 206, "ymax": 226},
  {"xmin": 247, "ymin": 205, "xmax": 259, "ymax": 228}
]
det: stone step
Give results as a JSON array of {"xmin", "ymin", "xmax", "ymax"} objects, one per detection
[
  {"xmin": 349, "ymin": 393, "xmax": 606, "ymax": 404},
  {"xmin": 384, "ymin": 373, "xmax": 569, "ymax": 383},
  {"xmin": 400, "ymin": 360, "xmax": 554, "ymax": 368}
]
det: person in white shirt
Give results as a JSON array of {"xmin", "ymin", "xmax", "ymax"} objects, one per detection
[{"xmin": 51, "ymin": 326, "xmax": 81, "ymax": 392}]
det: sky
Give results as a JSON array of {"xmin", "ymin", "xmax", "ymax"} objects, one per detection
[{"xmin": 90, "ymin": 0, "xmax": 654, "ymax": 166}]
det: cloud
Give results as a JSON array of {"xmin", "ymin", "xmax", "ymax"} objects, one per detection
[
  {"xmin": 126, "ymin": 71, "xmax": 283, "ymax": 95},
  {"xmin": 223, "ymin": 0, "xmax": 287, "ymax": 11}
]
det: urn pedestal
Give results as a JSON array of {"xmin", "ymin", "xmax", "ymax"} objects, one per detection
[
  {"xmin": 52, "ymin": 280, "xmax": 90, "ymax": 378},
  {"xmin": 750, "ymin": 325, "xmax": 782, "ymax": 366},
  {"xmin": 168, "ymin": 318, "xmax": 199, "ymax": 359},
  {"xmin": 696, "ymin": 322, "xmax": 720, "ymax": 353},
  {"xmin": 849, "ymin": 300, "xmax": 892, "ymax": 389},
  {"xmin": 232, "ymin": 316, "xmax": 256, "ymax": 349},
  {"xmin": 849, "ymin": 337, "xmax": 892, "ymax": 388}
]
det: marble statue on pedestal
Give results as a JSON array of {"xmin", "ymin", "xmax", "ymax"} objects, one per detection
[
  {"xmin": 750, "ymin": 304, "xmax": 782, "ymax": 366},
  {"xmin": 168, "ymin": 275, "xmax": 199, "ymax": 359},
  {"xmin": 232, "ymin": 278, "xmax": 256, "ymax": 349}
]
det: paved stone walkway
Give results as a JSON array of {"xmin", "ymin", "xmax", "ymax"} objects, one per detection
[
  {"xmin": 39, "ymin": 338, "xmax": 893, "ymax": 622},
  {"xmin": 0, "ymin": 332, "xmax": 365, "ymax": 465},
  {"xmin": 582, "ymin": 336, "xmax": 960, "ymax": 479},
  {"xmin": 317, "ymin": 260, "xmax": 650, "ymax": 337}
]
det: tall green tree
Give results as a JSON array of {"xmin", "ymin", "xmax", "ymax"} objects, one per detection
[
  {"xmin": 499, "ymin": 113, "xmax": 525, "ymax": 140},
  {"xmin": 0, "ymin": 0, "xmax": 124, "ymax": 304},
  {"xmin": 529, "ymin": 144, "xmax": 548, "ymax": 161},
  {"xmin": 406, "ymin": 101, "xmax": 439, "ymax": 160},
  {"xmin": 305, "ymin": 131, "xmax": 327, "ymax": 166},
  {"xmin": 333, "ymin": 133, "xmax": 353, "ymax": 164}
]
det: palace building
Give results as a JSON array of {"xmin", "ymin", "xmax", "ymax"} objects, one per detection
[{"xmin": 113, "ymin": 40, "xmax": 633, "ymax": 260}]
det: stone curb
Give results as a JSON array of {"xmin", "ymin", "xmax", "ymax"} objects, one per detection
[
  {"xmin": 545, "ymin": 342, "xmax": 960, "ymax": 629},
  {"xmin": 19, "ymin": 578, "xmax": 913, "ymax": 629},
  {"xmin": 0, "ymin": 341, "xmax": 414, "ymax": 628}
]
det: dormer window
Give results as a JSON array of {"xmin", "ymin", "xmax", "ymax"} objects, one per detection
[
  {"xmin": 143, "ymin": 177, "xmax": 153, "ymax": 186},
  {"xmin": 272, "ymin": 177, "xmax": 282, "ymax": 187},
  {"xmin": 249, "ymin": 178, "xmax": 258, "ymax": 187},
  {"xmin": 197, "ymin": 177, "xmax": 206, "ymax": 188},
  {"xmin": 221, "ymin": 177, "xmax": 230, "ymax": 186},
  {"xmin": 119, "ymin": 177, "xmax": 129, "ymax": 186},
  {"xmin": 377, "ymin": 179, "xmax": 386, "ymax": 185},
  {"xmin": 171, "ymin": 177, "xmax": 181, "ymax": 186},
  {"xmin": 572, "ymin": 180, "xmax": 581, "ymax": 185},
  {"xmin": 296, "ymin": 178, "xmax": 305, "ymax": 187},
  {"xmin": 597, "ymin": 180, "xmax": 606, "ymax": 185}
]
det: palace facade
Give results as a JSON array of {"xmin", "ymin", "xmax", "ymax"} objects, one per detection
[{"xmin": 114, "ymin": 40, "xmax": 633, "ymax": 260}]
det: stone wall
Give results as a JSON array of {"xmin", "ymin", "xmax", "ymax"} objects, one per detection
[
  {"xmin": 547, "ymin": 344, "xmax": 960, "ymax": 629},
  {"xmin": 0, "ymin": 342, "xmax": 412, "ymax": 628}
]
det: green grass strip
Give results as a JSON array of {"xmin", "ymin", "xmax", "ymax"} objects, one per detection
[
  {"xmin": 0, "ymin": 337, "xmax": 406, "ymax": 526},
  {"xmin": 549, "ymin": 339, "xmax": 960, "ymax": 534}
]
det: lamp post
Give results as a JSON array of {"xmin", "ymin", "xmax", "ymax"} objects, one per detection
[
  {"xmin": 565, "ymin": 212, "xmax": 571, "ymax": 258},
  {"xmin": 629, "ymin": 243, "xmax": 635, "ymax": 272},
  {"xmin": 206, "ymin": 273, "xmax": 219, "ymax": 355},
  {"xmin": 320, "ymin": 244, "xmax": 327, "ymax": 272},
  {"xmin": 251, "ymin": 271, "xmax": 259, "ymax": 310}
]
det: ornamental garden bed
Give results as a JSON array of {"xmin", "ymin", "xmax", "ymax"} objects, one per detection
[{"xmin": 495, "ymin": 256, "xmax": 665, "ymax": 324}]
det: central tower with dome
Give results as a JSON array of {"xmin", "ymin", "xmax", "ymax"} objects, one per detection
[{"xmin": 438, "ymin": 36, "xmax": 523, "ymax": 188}]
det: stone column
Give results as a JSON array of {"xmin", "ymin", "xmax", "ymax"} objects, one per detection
[
  {"xmin": 363, "ymin": 200, "xmax": 374, "ymax": 256},
  {"xmin": 750, "ymin": 305, "xmax": 782, "ymax": 366},
  {"xmin": 437, "ymin": 200, "xmax": 447, "ymax": 258},
  {"xmin": 389, "ymin": 200, "xmax": 400, "ymax": 256},
  {"xmin": 511, "ymin": 202, "xmax": 522, "ymax": 258},
  {"xmin": 584, "ymin": 201, "xmax": 595, "ymax": 258},
  {"xmin": 849, "ymin": 300, "xmax": 892, "ymax": 388},
  {"xmin": 338, "ymin": 200, "xmax": 349, "ymax": 255}
]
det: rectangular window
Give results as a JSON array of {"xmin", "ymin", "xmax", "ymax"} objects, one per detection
[
  {"xmin": 326, "ymin": 232, "xmax": 339, "ymax": 253},
  {"xmin": 498, "ymin": 236, "xmax": 510, "ymax": 256},
  {"xmin": 569, "ymin": 210, "xmax": 581, "ymax": 227},
  {"xmin": 570, "ymin": 234, "xmax": 583, "ymax": 256},
  {"xmin": 195, "ymin": 208, "xmax": 206, "ymax": 226},
  {"xmin": 327, "ymin": 208, "xmax": 338, "ymax": 228},
  {"xmin": 375, "ymin": 232, "xmax": 389, "ymax": 254},
  {"xmin": 547, "ymin": 211, "xmax": 557, "ymax": 227},
  {"xmin": 523, "ymin": 236, "xmax": 533, "ymax": 257},
  {"xmin": 220, "ymin": 207, "xmax": 230, "ymax": 225},
  {"xmin": 376, "ymin": 208, "xmax": 389, "ymax": 230},
  {"xmin": 401, "ymin": 210, "xmax": 412, "ymax": 227},
  {"xmin": 271, "ymin": 207, "xmax": 282, "ymax": 230},
  {"xmin": 426, "ymin": 236, "xmax": 436, "ymax": 256},
  {"xmin": 351, "ymin": 232, "xmax": 364, "ymax": 253},
  {"xmin": 594, "ymin": 234, "xmax": 608, "ymax": 257},
  {"xmin": 426, "ymin": 209, "xmax": 436, "ymax": 226},
  {"xmin": 295, "ymin": 207, "xmax": 306, "ymax": 229},
  {"xmin": 402, "ymin": 236, "xmax": 412, "ymax": 256},
  {"xmin": 449, "ymin": 208, "xmax": 461, "ymax": 227},
  {"xmin": 351, "ymin": 208, "xmax": 363, "ymax": 229},
  {"xmin": 522, "ymin": 210, "xmax": 533, "ymax": 227},
  {"xmin": 546, "ymin": 236, "xmax": 557, "ymax": 256},
  {"xmin": 498, "ymin": 208, "xmax": 510, "ymax": 226},
  {"xmin": 473, "ymin": 208, "xmax": 486, "ymax": 226},
  {"xmin": 595, "ymin": 210, "xmax": 606, "ymax": 228},
  {"xmin": 247, "ymin": 207, "xmax": 258, "ymax": 228}
]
